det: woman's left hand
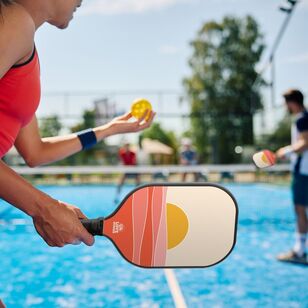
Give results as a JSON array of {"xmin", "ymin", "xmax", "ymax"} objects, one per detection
[
  {"xmin": 108, "ymin": 110, "xmax": 156, "ymax": 135},
  {"xmin": 275, "ymin": 148, "xmax": 286, "ymax": 160}
]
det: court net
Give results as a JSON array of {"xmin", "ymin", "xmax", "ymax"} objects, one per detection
[{"xmin": 11, "ymin": 164, "xmax": 291, "ymax": 184}]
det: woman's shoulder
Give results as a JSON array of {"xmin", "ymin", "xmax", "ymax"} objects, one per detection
[
  {"xmin": 1, "ymin": 3, "xmax": 35, "ymax": 38},
  {"xmin": 0, "ymin": 3, "xmax": 35, "ymax": 73}
]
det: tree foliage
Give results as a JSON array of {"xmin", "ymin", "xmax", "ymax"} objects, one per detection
[
  {"xmin": 39, "ymin": 116, "xmax": 62, "ymax": 138},
  {"xmin": 139, "ymin": 123, "xmax": 179, "ymax": 163},
  {"xmin": 49, "ymin": 109, "xmax": 106, "ymax": 165},
  {"xmin": 71, "ymin": 110, "xmax": 96, "ymax": 133},
  {"xmin": 258, "ymin": 115, "xmax": 291, "ymax": 151},
  {"xmin": 184, "ymin": 15, "xmax": 265, "ymax": 163}
]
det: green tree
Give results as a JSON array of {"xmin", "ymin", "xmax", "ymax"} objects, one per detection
[
  {"xmin": 71, "ymin": 110, "xmax": 96, "ymax": 133},
  {"xmin": 184, "ymin": 15, "xmax": 265, "ymax": 163},
  {"xmin": 139, "ymin": 123, "xmax": 179, "ymax": 163},
  {"xmin": 39, "ymin": 116, "xmax": 62, "ymax": 138},
  {"xmin": 258, "ymin": 115, "xmax": 291, "ymax": 150},
  {"xmin": 67, "ymin": 109, "xmax": 106, "ymax": 165}
]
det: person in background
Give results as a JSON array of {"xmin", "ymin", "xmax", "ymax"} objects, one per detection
[
  {"xmin": 180, "ymin": 138, "xmax": 199, "ymax": 182},
  {"xmin": 115, "ymin": 143, "xmax": 140, "ymax": 203},
  {"xmin": 276, "ymin": 89, "xmax": 308, "ymax": 263}
]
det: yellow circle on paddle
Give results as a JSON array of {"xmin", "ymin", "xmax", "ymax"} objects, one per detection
[
  {"xmin": 166, "ymin": 203, "xmax": 189, "ymax": 250},
  {"xmin": 131, "ymin": 98, "xmax": 152, "ymax": 120}
]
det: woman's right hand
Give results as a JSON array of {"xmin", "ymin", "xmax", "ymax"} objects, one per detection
[
  {"xmin": 107, "ymin": 110, "xmax": 156, "ymax": 135},
  {"xmin": 32, "ymin": 197, "xmax": 94, "ymax": 247},
  {"xmin": 0, "ymin": 161, "xmax": 94, "ymax": 248}
]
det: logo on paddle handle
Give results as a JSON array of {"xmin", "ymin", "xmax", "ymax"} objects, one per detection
[
  {"xmin": 112, "ymin": 222, "xmax": 124, "ymax": 234},
  {"xmin": 81, "ymin": 184, "xmax": 238, "ymax": 268}
]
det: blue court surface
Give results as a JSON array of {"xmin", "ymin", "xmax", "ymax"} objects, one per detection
[{"xmin": 0, "ymin": 184, "xmax": 307, "ymax": 307}]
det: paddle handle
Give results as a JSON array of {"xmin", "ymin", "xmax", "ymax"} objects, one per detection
[{"xmin": 80, "ymin": 217, "xmax": 104, "ymax": 236}]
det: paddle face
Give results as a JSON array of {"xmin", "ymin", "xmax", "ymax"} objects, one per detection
[
  {"xmin": 253, "ymin": 150, "xmax": 276, "ymax": 168},
  {"xmin": 103, "ymin": 184, "xmax": 238, "ymax": 268}
]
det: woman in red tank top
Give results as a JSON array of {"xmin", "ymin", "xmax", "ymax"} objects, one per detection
[{"xmin": 0, "ymin": 0, "xmax": 155, "ymax": 252}]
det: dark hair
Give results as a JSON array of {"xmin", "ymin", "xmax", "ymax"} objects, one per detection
[
  {"xmin": 0, "ymin": 0, "xmax": 12, "ymax": 15},
  {"xmin": 0, "ymin": 0, "xmax": 12, "ymax": 9},
  {"xmin": 283, "ymin": 89, "xmax": 304, "ymax": 106},
  {"xmin": 0, "ymin": 0, "xmax": 12, "ymax": 7}
]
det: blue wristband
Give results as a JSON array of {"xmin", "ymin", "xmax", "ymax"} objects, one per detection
[{"xmin": 77, "ymin": 129, "xmax": 97, "ymax": 150}]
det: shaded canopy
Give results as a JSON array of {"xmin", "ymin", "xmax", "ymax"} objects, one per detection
[{"xmin": 141, "ymin": 138, "xmax": 174, "ymax": 155}]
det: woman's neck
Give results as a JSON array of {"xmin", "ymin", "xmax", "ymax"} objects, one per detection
[{"xmin": 15, "ymin": 0, "xmax": 50, "ymax": 29}]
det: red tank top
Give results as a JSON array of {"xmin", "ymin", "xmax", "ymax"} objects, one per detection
[
  {"xmin": 119, "ymin": 149, "xmax": 137, "ymax": 165},
  {"xmin": 0, "ymin": 47, "xmax": 41, "ymax": 158}
]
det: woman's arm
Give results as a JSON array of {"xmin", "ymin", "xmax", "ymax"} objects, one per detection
[
  {"xmin": 15, "ymin": 111, "xmax": 155, "ymax": 167},
  {"xmin": 0, "ymin": 160, "xmax": 94, "ymax": 247}
]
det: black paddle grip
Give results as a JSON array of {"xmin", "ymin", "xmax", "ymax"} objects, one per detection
[{"xmin": 80, "ymin": 217, "xmax": 104, "ymax": 236}]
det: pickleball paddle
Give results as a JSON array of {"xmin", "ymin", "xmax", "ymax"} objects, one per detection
[
  {"xmin": 253, "ymin": 150, "xmax": 276, "ymax": 168},
  {"xmin": 81, "ymin": 183, "xmax": 238, "ymax": 268}
]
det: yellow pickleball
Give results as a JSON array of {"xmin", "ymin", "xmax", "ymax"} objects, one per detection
[{"xmin": 131, "ymin": 99, "xmax": 152, "ymax": 121}]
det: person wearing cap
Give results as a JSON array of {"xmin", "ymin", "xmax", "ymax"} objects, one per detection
[{"xmin": 180, "ymin": 139, "xmax": 199, "ymax": 182}]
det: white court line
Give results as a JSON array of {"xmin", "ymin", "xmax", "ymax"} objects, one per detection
[{"xmin": 164, "ymin": 269, "xmax": 187, "ymax": 308}]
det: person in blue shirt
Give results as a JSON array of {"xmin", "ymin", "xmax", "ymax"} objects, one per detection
[{"xmin": 180, "ymin": 139, "xmax": 199, "ymax": 182}]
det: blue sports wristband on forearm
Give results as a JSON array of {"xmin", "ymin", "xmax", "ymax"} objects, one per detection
[{"xmin": 77, "ymin": 129, "xmax": 97, "ymax": 150}]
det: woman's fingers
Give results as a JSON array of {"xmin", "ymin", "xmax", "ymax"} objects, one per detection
[
  {"xmin": 32, "ymin": 200, "xmax": 95, "ymax": 248},
  {"xmin": 118, "ymin": 112, "xmax": 133, "ymax": 121},
  {"xmin": 33, "ymin": 221, "xmax": 58, "ymax": 247},
  {"xmin": 109, "ymin": 110, "xmax": 155, "ymax": 134},
  {"xmin": 78, "ymin": 225, "xmax": 95, "ymax": 246},
  {"xmin": 136, "ymin": 109, "xmax": 151, "ymax": 124},
  {"xmin": 72, "ymin": 207, "xmax": 87, "ymax": 219},
  {"xmin": 138, "ymin": 111, "xmax": 156, "ymax": 131}
]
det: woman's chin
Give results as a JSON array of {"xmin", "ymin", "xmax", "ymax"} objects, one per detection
[
  {"xmin": 49, "ymin": 18, "xmax": 71, "ymax": 29},
  {"xmin": 57, "ymin": 21, "xmax": 70, "ymax": 29},
  {"xmin": 58, "ymin": 24, "xmax": 68, "ymax": 29}
]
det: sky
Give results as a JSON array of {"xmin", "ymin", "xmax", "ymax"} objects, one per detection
[{"xmin": 34, "ymin": 0, "xmax": 308, "ymax": 137}]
